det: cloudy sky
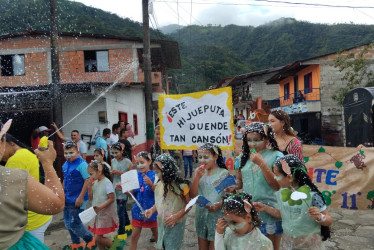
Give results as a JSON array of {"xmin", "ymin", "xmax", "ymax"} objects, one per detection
[{"xmin": 72, "ymin": 0, "xmax": 374, "ymax": 27}]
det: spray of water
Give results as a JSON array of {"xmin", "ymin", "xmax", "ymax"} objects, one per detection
[{"xmin": 49, "ymin": 60, "xmax": 137, "ymax": 138}]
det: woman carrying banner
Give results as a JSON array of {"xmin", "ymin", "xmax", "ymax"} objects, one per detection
[
  {"xmin": 190, "ymin": 143, "xmax": 228, "ymax": 250},
  {"xmin": 231, "ymin": 122, "xmax": 283, "ymax": 250},
  {"xmin": 150, "ymin": 126, "xmax": 169, "ymax": 163},
  {"xmin": 268, "ymin": 110, "xmax": 303, "ymax": 161}
]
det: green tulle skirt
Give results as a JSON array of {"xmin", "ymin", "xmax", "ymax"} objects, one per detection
[{"xmin": 8, "ymin": 231, "xmax": 49, "ymax": 250}]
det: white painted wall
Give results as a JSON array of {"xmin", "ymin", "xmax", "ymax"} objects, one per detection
[
  {"xmin": 61, "ymin": 86, "xmax": 146, "ymax": 155},
  {"xmin": 105, "ymin": 86, "xmax": 146, "ymax": 145}
]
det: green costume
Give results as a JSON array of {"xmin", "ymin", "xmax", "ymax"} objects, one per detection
[
  {"xmin": 195, "ymin": 167, "xmax": 228, "ymax": 241},
  {"xmin": 277, "ymin": 189, "xmax": 326, "ymax": 249},
  {"xmin": 240, "ymin": 149, "xmax": 283, "ymax": 224},
  {"xmin": 154, "ymin": 181, "xmax": 189, "ymax": 250},
  {"xmin": 215, "ymin": 227, "xmax": 273, "ymax": 250}
]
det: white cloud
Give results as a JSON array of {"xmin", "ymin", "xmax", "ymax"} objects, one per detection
[{"xmin": 71, "ymin": 0, "xmax": 374, "ymax": 27}]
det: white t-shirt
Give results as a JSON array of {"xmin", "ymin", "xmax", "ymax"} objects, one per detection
[{"xmin": 107, "ymin": 133, "xmax": 119, "ymax": 145}]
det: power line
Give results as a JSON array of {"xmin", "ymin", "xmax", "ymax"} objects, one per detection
[
  {"xmin": 156, "ymin": 0, "xmax": 204, "ymax": 25},
  {"xmin": 159, "ymin": 0, "xmax": 374, "ymax": 9},
  {"xmin": 157, "ymin": 0, "xmax": 191, "ymax": 25}
]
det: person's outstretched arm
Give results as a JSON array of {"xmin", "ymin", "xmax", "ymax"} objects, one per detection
[
  {"xmin": 28, "ymin": 140, "xmax": 65, "ymax": 215},
  {"xmin": 51, "ymin": 122, "xmax": 67, "ymax": 142}
]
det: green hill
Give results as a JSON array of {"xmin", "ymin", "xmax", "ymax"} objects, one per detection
[
  {"xmin": 0, "ymin": 0, "xmax": 165, "ymax": 38},
  {"xmin": 1, "ymin": 1, "xmax": 374, "ymax": 93},
  {"xmin": 168, "ymin": 19, "xmax": 374, "ymax": 92}
]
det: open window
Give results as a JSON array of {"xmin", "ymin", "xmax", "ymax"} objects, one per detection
[
  {"xmin": 84, "ymin": 50, "xmax": 109, "ymax": 72},
  {"xmin": 0, "ymin": 54, "xmax": 25, "ymax": 76}
]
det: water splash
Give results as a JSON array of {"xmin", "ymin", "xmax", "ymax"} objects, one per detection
[{"xmin": 49, "ymin": 60, "xmax": 137, "ymax": 138}]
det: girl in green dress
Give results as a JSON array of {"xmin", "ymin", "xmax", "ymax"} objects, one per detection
[
  {"xmin": 255, "ymin": 154, "xmax": 332, "ymax": 249},
  {"xmin": 215, "ymin": 192, "xmax": 273, "ymax": 250},
  {"xmin": 190, "ymin": 143, "xmax": 228, "ymax": 250},
  {"xmin": 233, "ymin": 122, "xmax": 283, "ymax": 250},
  {"xmin": 144, "ymin": 153, "xmax": 191, "ymax": 250}
]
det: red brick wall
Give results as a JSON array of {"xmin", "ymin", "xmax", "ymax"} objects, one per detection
[{"xmin": 0, "ymin": 35, "xmax": 164, "ymax": 87}]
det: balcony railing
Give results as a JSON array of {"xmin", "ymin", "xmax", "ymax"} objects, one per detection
[
  {"xmin": 233, "ymin": 93, "xmax": 252, "ymax": 105},
  {"xmin": 270, "ymin": 88, "xmax": 321, "ymax": 109}
]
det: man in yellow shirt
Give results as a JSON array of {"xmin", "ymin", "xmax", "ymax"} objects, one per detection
[{"xmin": 3, "ymin": 134, "xmax": 52, "ymax": 243}]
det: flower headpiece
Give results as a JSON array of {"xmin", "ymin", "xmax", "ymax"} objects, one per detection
[
  {"xmin": 199, "ymin": 142, "xmax": 220, "ymax": 155},
  {"xmin": 111, "ymin": 142, "xmax": 124, "ymax": 151},
  {"xmin": 275, "ymin": 154, "xmax": 308, "ymax": 177},
  {"xmin": 224, "ymin": 193, "xmax": 253, "ymax": 214},
  {"xmin": 63, "ymin": 141, "xmax": 77, "ymax": 149},
  {"xmin": 136, "ymin": 151, "xmax": 151, "ymax": 161},
  {"xmin": 244, "ymin": 122, "xmax": 266, "ymax": 137}
]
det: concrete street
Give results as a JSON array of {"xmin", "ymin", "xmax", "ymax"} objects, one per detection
[
  {"xmin": 45, "ymin": 161, "xmax": 374, "ymax": 249},
  {"xmin": 45, "ymin": 203, "xmax": 374, "ymax": 249}
]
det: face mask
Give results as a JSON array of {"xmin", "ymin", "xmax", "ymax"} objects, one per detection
[
  {"xmin": 64, "ymin": 152, "xmax": 76, "ymax": 159},
  {"xmin": 111, "ymin": 152, "xmax": 119, "ymax": 157},
  {"xmin": 227, "ymin": 221, "xmax": 247, "ymax": 231},
  {"xmin": 198, "ymin": 153, "xmax": 213, "ymax": 163},
  {"xmin": 274, "ymin": 175, "xmax": 284, "ymax": 181},
  {"xmin": 89, "ymin": 172, "xmax": 96, "ymax": 179},
  {"xmin": 156, "ymin": 172, "xmax": 162, "ymax": 178},
  {"xmin": 247, "ymin": 140, "xmax": 264, "ymax": 147},
  {"xmin": 137, "ymin": 163, "xmax": 146, "ymax": 169},
  {"xmin": 94, "ymin": 155, "xmax": 101, "ymax": 161}
]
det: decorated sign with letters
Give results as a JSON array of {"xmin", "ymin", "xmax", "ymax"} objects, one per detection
[{"xmin": 158, "ymin": 87, "xmax": 234, "ymax": 150}]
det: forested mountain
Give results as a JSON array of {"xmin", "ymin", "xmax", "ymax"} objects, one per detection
[
  {"xmin": 1, "ymin": 0, "xmax": 374, "ymax": 93},
  {"xmin": 169, "ymin": 19, "xmax": 374, "ymax": 93},
  {"xmin": 0, "ymin": 0, "xmax": 165, "ymax": 38}
]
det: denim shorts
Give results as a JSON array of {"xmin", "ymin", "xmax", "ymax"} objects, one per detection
[{"xmin": 259, "ymin": 221, "xmax": 283, "ymax": 236}]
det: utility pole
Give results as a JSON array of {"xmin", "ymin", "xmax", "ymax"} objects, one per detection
[
  {"xmin": 142, "ymin": 0, "xmax": 154, "ymax": 147},
  {"xmin": 49, "ymin": 0, "xmax": 64, "ymax": 179},
  {"xmin": 49, "ymin": 0, "xmax": 63, "ymax": 126}
]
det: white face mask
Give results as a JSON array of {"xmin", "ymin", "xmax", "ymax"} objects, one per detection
[
  {"xmin": 137, "ymin": 163, "xmax": 146, "ymax": 169},
  {"xmin": 198, "ymin": 153, "xmax": 213, "ymax": 163},
  {"xmin": 111, "ymin": 151, "xmax": 119, "ymax": 157},
  {"xmin": 228, "ymin": 221, "xmax": 246, "ymax": 231},
  {"xmin": 64, "ymin": 151, "xmax": 76, "ymax": 159}
]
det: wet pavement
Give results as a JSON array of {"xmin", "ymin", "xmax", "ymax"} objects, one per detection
[
  {"xmin": 45, "ymin": 161, "xmax": 374, "ymax": 249},
  {"xmin": 45, "ymin": 204, "xmax": 374, "ymax": 249}
]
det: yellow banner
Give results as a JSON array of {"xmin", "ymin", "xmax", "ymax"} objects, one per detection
[{"xmin": 158, "ymin": 87, "xmax": 234, "ymax": 150}]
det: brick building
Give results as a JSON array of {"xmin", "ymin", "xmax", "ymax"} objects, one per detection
[
  {"xmin": 0, "ymin": 31, "xmax": 181, "ymax": 172},
  {"xmin": 267, "ymin": 43, "xmax": 374, "ymax": 146}
]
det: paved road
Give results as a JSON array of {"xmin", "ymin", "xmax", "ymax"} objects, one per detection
[
  {"xmin": 45, "ymin": 161, "xmax": 374, "ymax": 249},
  {"xmin": 45, "ymin": 206, "xmax": 374, "ymax": 249}
]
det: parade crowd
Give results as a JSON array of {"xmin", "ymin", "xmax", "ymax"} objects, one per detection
[{"xmin": 0, "ymin": 109, "xmax": 332, "ymax": 250}]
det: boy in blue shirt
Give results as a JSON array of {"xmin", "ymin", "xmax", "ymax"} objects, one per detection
[
  {"xmin": 95, "ymin": 128, "xmax": 111, "ymax": 159},
  {"xmin": 62, "ymin": 141, "xmax": 95, "ymax": 250}
]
